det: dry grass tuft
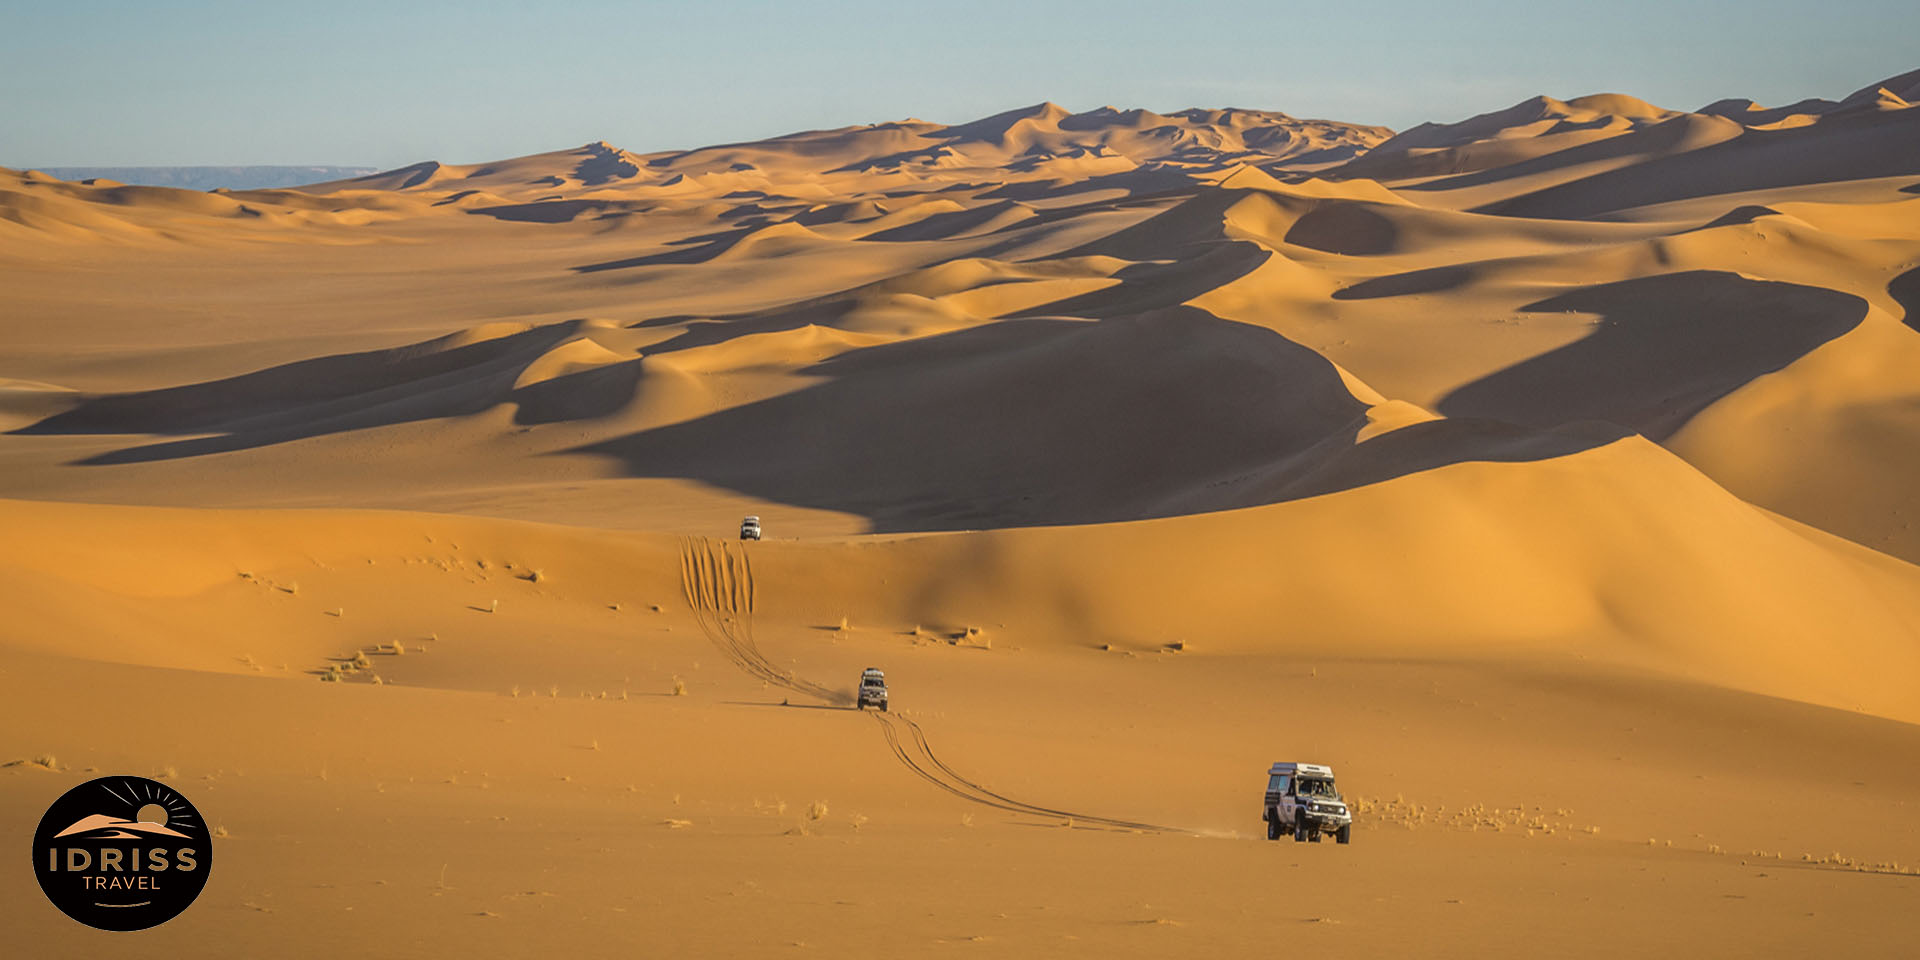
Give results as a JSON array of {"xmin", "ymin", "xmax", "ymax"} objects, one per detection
[{"xmin": 671, "ymin": 676, "xmax": 687, "ymax": 696}]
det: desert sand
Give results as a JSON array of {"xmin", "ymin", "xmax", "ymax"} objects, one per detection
[{"xmin": 4, "ymin": 71, "xmax": 1920, "ymax": 957}]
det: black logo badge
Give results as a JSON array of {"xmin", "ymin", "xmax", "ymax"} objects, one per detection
[{"xmin": 32, "ymin": 776, "xmax": 213, "ymax": 931}]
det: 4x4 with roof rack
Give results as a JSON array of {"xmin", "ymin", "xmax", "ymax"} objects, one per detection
[
  {"xmin": 855, "ymin": 668, "xmax": 888, "ymax": 711},
  {"xmin": 1263, "ymin": 762, "xmax": 1352, "ymax": 844}
]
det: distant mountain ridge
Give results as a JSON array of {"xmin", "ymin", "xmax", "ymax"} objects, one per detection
[{"xmin": 35, "ymin": 166, "xmax": 378, "ymax": 192}]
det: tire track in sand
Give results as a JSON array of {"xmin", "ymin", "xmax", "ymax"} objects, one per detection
[
  {"xmin": 679, "ymin": 536, "xmax": 844, "ymax": 704},
  {"xmin": 679, "ymin": 537, "xmax": 1187, "ymax": 834}
]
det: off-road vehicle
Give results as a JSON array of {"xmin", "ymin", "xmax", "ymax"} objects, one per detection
[
  {"xmin": 740, "ymin": 516, "xmax": 761, "ymax": 540},
  {"xmin": 855, "ymin": 667, "xmax": 888, "ymax": 711},
  {"xmin": 1263, "ymin": 762, "xmax": 1352, "ymax": 844}
]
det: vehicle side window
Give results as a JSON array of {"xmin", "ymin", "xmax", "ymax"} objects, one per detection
[{"xmin": 1268, "ymin": 775, "xmax": 1289, "ymax": 794}]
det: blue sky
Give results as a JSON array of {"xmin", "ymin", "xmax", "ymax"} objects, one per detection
[{"xmin": 2, "ymin": 0, "xmax": 1913, "ymax": 167}]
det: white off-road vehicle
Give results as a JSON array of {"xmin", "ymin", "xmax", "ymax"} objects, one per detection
[
  {"xmin": 1263, "ymin": 762, "xmax": 1352, "ymax": 844},
  {"xmin": 740, "ymin": 516, "xmax": 761, "ymax": 540},
  {"xmin": 855, "ymin": 667, "xmax": 888, "ymax": 711}
]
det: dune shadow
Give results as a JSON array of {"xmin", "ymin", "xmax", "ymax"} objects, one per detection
[
  {"xmin": 561, "ymin": 305, "xmax": 1616, "ymax": 531},
  {"xmin": 574, "ymin": 145, "xmax": 640, "ymax": 186},
  {"xmin": 1686, "ymin": 204, "xmax": 1781, "ymax": 232},
  {"xmin": 513, "ymin": 358, "xmax": 648, "ymax": 425},
  {"xmin": 9, "ymin": 320, "xmax": 640, "ymax": 462},
  {"xmin": 470, "ymin": 199, "xmax": 624, "ymax": 223},
  {"xmin": 1393, "ymin": 114, "xmax": 1700, "ymax": 195},
  {"xmin": 858, "ymin": 201, "xmax": 1034, "ymax": 243},
  {"xmin": 1890, "ymin": 265, "xmax": 1920, "ymax": 333},
  {"xmin": 632, "ymin": 301, "xmax": 853, "ymax": 356},
  {"xmin": 1283, "ymin": 203, "xmax": 1398, "ymax": 255},
  {"xmin": 1272, "ymin": 417, "xmax": 1628, "ymax": 503},
  {"xmin": 570, "ymin": 225, "xmax": 762, "ymax": 271},
  {"xmin": 1023, "ymin": 241, "xmax": 1270, "ymax": 319},
  {"xmin": 1333, "ymin": 264, "xmax": 1474, "ymax": 300},
  {"xmin": 1469, "ymin": 110, "xmax": 1920, "ymax": 219},
  {"xmin": 1440, "ymin": 271, "xmax": 1866, "ymax": 438}
]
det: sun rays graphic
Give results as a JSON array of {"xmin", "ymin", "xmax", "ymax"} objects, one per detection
[{"xmin": 97, "ymin": 778, "xmax": 197, "ymax": 831}]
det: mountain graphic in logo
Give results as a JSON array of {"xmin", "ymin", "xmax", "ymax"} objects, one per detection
[{"xmin": 53, "ymin": 814, "xmax": 192, "ymax": 841}]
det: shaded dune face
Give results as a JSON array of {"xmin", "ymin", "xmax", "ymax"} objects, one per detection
[
  {"xmin": 572, "ymin": 307, "xmax": 1376, "ymax": 530},
  {"xmin": 11, "ymin": 323, "xmax": 593, "ymax": 463},
  {"xmin": 1441, "ymin": 272, "xmax": 1868, "ymax": 439},
  {"xmin": 1892, "ymin": 263, "xmax": 1920, "ymax": 332}
]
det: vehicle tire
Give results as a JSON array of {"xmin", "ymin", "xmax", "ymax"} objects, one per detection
[
  {"xmin": 1293, "ymin": 818, "xmax": 1307, "ymax": 843},
  {"xmin": 1336, "ymin": 825, "xmax": 1351, "ymax": 845},
  {"xmin": 1267, "ymin": 817, "xmax": 1281, "ymax": 841},
  {"xmin": 879, "ymin": 702, "xmax": 888, "ymax": 712}
]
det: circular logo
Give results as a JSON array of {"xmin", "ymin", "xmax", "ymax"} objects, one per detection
[{"xmin": 31, "ymin": 777, "xmax": 213, "ymax": 931}]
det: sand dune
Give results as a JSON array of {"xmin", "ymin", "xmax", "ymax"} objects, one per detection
[
  {"xmin": 1340, "ymin": 68, "xmax": 1920, "ymax": 219},
  {"xmin": 6, "ymin": 72, "xmax": 1920, "ymax": 956}
]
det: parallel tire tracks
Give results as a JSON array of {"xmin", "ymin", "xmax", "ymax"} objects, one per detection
[
  {"xmin": 679, "ymin": 536, "xmax": 1186, "ymax": 835},
  {"xmin": 680, "ymin": 537, "xmax": 844, "ymax": 704}
]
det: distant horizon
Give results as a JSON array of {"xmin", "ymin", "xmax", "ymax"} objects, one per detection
[{"xmin": 4, "ymin": 0, "xmax": 1914, "ymax": 169}]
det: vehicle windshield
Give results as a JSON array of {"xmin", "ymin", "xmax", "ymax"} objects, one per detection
[
  {"xmin": 1296, "ymin": 778, "xmax": 1338, "ymax": 798},
  {"xmin": 862, "ymin": 677, "xmax": 883, "ymax": 687}
]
